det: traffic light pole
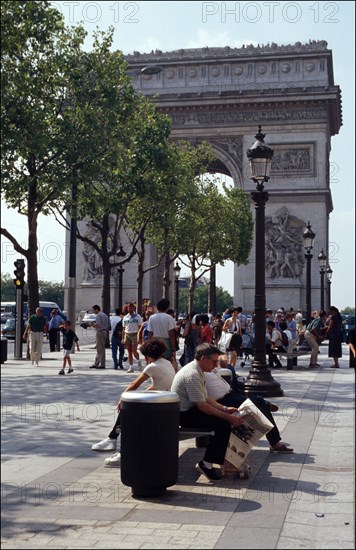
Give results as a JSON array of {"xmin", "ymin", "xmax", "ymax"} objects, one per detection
[
  {"xmin": 14, "ymin": 287, "xmax": 24, "ymax": 359},
  {"xmin": 13, "ymin": 258, "xmax": 25, "ymax": 359}
]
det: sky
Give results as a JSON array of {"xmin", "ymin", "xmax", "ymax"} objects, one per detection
[{"xmin": 1, "ymin": 1, "xmax": 355, "ymax": 310}]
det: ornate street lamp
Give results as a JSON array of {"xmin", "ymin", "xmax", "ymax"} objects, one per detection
[
  {"xmin": 243, "ymin": 127, "xmax": 283, "ymax": 397},
  {"xmin": 117, "ymin": 244, "xmax": 126, "ymax": 312},
  {"xmin": 318, "ymin": 248, "xmax": 327, "ymax": 311},
  {"xmin": 303, "ymin": 222, "xmax": 315, "ymax": 324},
  {"xmin": 174, "ymin": 261, "xmax": 181, "ymax": 316},
  {"xmin": 326, "ymin": 265, "xmax": 333, "ymax": 310}
]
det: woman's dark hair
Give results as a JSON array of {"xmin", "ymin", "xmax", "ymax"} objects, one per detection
[
  {"xmin": 279, "ymin": 321, "xmax": 288, "ymax": 331},
  {"xmin": 199, "ymin": 314, "xmax": 209, "ymax": 325},
  {"xmin": 139, "ymin": 337, "xmax": 167, "ymax": 359}
]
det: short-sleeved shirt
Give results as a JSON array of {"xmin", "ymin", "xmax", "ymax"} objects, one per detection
[
  {"xmin": 142, "ymin": 358, "xmax": 175, "ymax": 390},
  {"xmin": 49, "ymin": 314, "xmax": 62, "ymax": 330},
  {"xmin": 60, "ymin": 328, "xmax": 79, "ymax": 350},
  {"xmin": 204, "ymin": 370, "xmax": 231, "ymax": 401},
  {"xmin": 147, "ymin": 312, "xmax": 176, "ymax": 338},
  {"xmin": 94, "ymin": 311, "xmax": 109, "ymax": 331},
  {"xmin": 28, "ymin": 315, "xmax": 47, "ymax": 333},
  {"xmin": 123, "ymin": 313, "xmax": 142, "ymax": 334},
  {"xmin": 171, "ymin": 360, "xmax": 207, "ymax": 412}
]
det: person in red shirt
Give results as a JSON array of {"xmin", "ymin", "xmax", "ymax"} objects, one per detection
[{"xmin": 200, "ymin": 314, "xmax": 213, "ymax": 344}]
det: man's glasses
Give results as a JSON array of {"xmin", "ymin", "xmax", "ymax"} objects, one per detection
[{"xmin": 204, "ymin": 357, "xmax": 220, "ymax": 364}]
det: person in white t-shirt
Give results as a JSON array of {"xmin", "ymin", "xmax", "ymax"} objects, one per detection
[
  {"xmin": 122, "ymin": 302, "xmax": 143, "ymax": 373},
  {"xmin": 91, "ymin": 338, "xmax": 175, "ymax": 467},
  {"xmin": 147, "ymin": 298, "xmax": 177, "ymax": 364}
]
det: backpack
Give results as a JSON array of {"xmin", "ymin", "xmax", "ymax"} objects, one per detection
[
  {"xmin": 113, "ymin": 319, "xmax": 123, "ymax": 339},
  {"xmin": 281, "ymin": 331, "xmax": 289, "ymax": 349}
]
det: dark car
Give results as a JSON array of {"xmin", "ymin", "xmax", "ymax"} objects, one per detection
[
  {"xmin": 342, "ymin": 315, "xmax": 356, "ymax": 343},
  {"xmin": 1, "ymin": 312, "xmax": 14, "ymax": 324},
  {"xmin": 1, "ymin": 318, "xmax": 16, "ymax": 339}
]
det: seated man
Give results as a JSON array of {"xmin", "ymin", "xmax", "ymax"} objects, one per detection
[
  {"xmin": 171, "ymin": 343, "xmax": 245, "ymax": 481},
  {"xmin": 204, "ymin": 359, "xmax": 293, "ymax": 454}
]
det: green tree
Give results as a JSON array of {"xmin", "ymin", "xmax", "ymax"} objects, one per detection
[
  {"xmin": 38, "ymin": 280, "xmax": 64, "ymax": 308},
  {"xmin": 1, "ymin": 1, "xmax": 87, "ymax": 315},
  {"xmin": 1, "ymin": 272, "xmax": 63, "ymax": 306},
  {"xmin": 178, "ymin": 286, "xmax": 233, "ymax": 314},
  {"xmin": 1, "ymin": 273, "xmax": 20, "ymax": 301},
  {"xmin": 176, "ymin": 177, "xmax": 253, "ymax": 312},
  {"xmin": 341, "ymin": 307, "xmax": 355, "ymax": 315}
]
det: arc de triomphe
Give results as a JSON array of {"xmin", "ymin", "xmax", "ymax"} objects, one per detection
[{"xmin": 124, "ymin": 40, "xmax": 342, "ymax": 312}]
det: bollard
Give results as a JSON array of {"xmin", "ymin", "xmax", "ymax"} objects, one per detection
[
  {"xmin": 1, "ymin": 338, "xmax": 8, "ymax": 364},
  {"xmin": 120, "ymin": 391, "xmax": 180, "ymax": 497}
]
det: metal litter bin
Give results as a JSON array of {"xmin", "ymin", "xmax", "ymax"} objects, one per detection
[
  {"xmin": 120, "ymin": 391, "xmax": 180, "ymax": 497},
  {"xmin": 1, "ymin": 338, "xmax": 8, "ymax": 364}
]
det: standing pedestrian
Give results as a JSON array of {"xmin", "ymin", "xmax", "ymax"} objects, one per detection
[
  {"xmin": 122, "ymin": 302, "xmax": 143, "ymax": 373},
  {"xmin": 48, "ymin": 309, "xmax": 62, "ymax": 352},
  {"xmin": 304, "ymin": 310, "xmax": 328, "ymax": 368},
  {"xmin": 23, "ymin": 307, "xmax": 48, "ymax": 367},
  {"xmin": 324, "ymin": 306, "xmax": 343, "ymax": 368},
  {"xmin": 111, "ymin": 308, "xmax": 125, "ymax": 370},
  {"xmin": 89, "ymin": 305, "xmax": 109, "ymax": 369},
  {"xmin": 147, "ymin": 298, "xmax": 177, "ymax": 364},
  {"xmin": 58, "ymin": 321, "xmax": 80, "ymax": 375}
]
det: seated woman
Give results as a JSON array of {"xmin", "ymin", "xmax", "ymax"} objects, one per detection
[{"xmin": 91, "ymin": 337, "xmax": 175, "ymax": 467}]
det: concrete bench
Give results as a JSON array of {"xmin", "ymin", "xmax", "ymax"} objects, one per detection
[
  {"xmin": 179, "ymin": 427, "xmax": 214, "ymax": 447},
  {"xmin": 272, "ymin": 348, "xmax": 311, "ymax": 370}
]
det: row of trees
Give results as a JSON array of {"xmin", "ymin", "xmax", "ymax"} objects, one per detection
[
  {"xmin": 1, "ymin": 273, "xmax": 64, "ymax": 307},
  {"xmin": 1, "ymin": 1, "xmax": 253, "ymax": 316}
]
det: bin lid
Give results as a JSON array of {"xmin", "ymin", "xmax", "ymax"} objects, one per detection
[{"xmin": 121, "ymin": 390, "xmax": 179, "ymax": 404}]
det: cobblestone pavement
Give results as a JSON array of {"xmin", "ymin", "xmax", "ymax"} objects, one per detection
[{"xmin": 1, "ymin": 341, "xmax": 354, "ymax": 549}]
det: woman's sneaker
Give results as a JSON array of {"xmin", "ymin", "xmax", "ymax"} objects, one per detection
[
  {"xmin": 104, "ymin": 452, "xmax": 121, "ymax": 468},
  {"xmin": 91, "ymin": 437, "xmax": 116, "ymax": 452}
]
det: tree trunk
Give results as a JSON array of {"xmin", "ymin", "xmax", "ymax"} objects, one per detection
[
  {"xmin": 163, "ymin": 252, "xmax": 171, "ymax": 299},
  {"xmin": 188, "ymin": 256, "xmax": 196, "ymax": 314},
  {"xmin": 100, "ymin": 217, "xmax": 110, "ymax": 313},
  {"xmin": 136, "ymin": 233, "xmax": 145, "ymax": 314},
  {"xmin": 27, "ymin": 175, "xmax": 40, "ymax": 317}
]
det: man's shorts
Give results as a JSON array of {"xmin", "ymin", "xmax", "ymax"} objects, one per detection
[
  {"xmin": 63, "ymin": 349, "xmax": 71, "ymax": 357},
  {"xmin": 124, "ymin": 333, "xmax": 138, "ymax": 345}
]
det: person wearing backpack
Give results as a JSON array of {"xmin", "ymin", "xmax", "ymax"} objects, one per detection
[
  {"xmin": 279, "ymin": 321, "xmax": 292, "ymax": 352},
  {"xmin": 266, "ymin": 320, "xmax": 284, "ymax": 369},
  {"xmin": 111, "ymin": 308, "xmax": 125, "ymax": 370}
]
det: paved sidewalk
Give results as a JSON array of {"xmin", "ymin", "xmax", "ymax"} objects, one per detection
[{"xmin": 1, "ymin": 342, "xmax": 354, "ymax": 549}]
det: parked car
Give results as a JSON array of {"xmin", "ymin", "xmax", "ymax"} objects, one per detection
[
  {"xmin": 1, "ymin": 318, "xmax": 16, "ymax": 339},
  {"xmin": 341, "ymin": 314, "xmax": 355, "ymax": 343},
  {"xmin": 1, "ymin": 312, "xmax": 14, "ymax": 325}
]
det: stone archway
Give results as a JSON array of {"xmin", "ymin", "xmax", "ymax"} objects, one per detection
[{"xmin": 125, "ymin": 41, "xmax": 342, "ymax": 312}]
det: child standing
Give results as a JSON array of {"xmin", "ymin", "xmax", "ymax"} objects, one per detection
[{"xmin": 58, "ymin": 321, "xmax": 80, "ymax": 375}]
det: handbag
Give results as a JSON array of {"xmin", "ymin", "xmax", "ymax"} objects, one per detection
[{"xmin": 219, "ymin": 331, "xmax": 233, "ymax": 353}]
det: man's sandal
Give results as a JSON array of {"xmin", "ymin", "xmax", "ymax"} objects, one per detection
[{"xmin": 270, "ymin": 444, "xmax": 294, "ymax": 453}]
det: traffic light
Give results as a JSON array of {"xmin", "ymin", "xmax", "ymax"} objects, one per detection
[{"xmin": 13, "ymin": 259, "xmax": 25, "ymax": 289}]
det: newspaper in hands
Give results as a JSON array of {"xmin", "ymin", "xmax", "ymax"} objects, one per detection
[{"xmin": 225, "ymin": 398, "xmax": 274, "ymax": 469}]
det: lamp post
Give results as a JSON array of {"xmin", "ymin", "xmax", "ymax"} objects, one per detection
[
  {"xmin": 174, "ymin": 261, "xmax": 181, "ymax": 316},
  {"xmin": 116, "ymin": 244, "xmax": 126, "ymax": 312},
  {"xmin": 326, "ymin": 265, "xmax": 333, "ymax": 310},
  {"xmin": 318, "ymin": 248, "xmax": 327, "ymax": 311},
  {"xmin": 303, "ymin": 222, "xmax": 315, "ymax": 324},
  {"xmin": 243, "ymin": 126, "xmax": 283, "ymax": 398}
]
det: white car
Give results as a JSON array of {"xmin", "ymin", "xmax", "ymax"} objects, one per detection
[{"xmin": 80, "ymin": 313, "xmax": 96, "ymax": 329}]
